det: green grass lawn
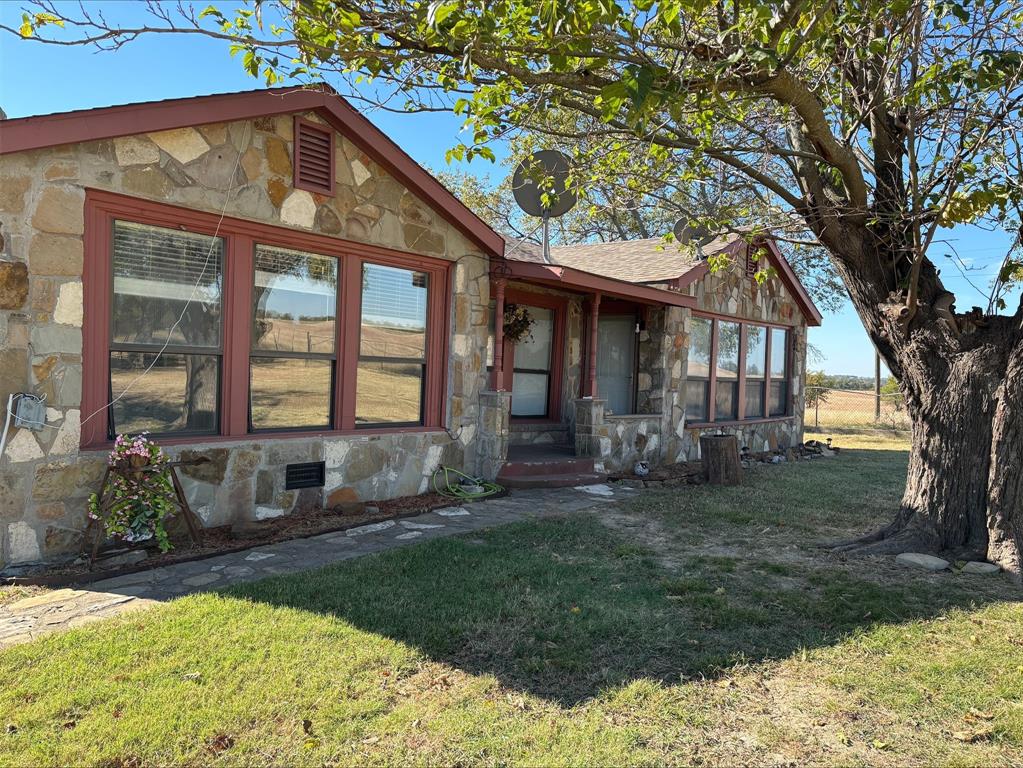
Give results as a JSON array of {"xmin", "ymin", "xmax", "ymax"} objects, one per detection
[{"xmin": 1, "ymin": 432, "xmax": 1021, "ymax": 766}]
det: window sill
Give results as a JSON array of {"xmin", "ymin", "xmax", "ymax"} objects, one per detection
[
  {"xmin": 684, "ymin": 416, "xmax": 795, "ymax": 429},
  {"xmin": 605, "ymin": 413, "xmax": 662, "ymax": 421},
  {"xmin": 80, "ymin": 425, "xmax": 449, "ymax": 452}
]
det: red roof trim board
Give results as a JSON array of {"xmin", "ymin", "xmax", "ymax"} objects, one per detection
[{"xmin": 0, "ymin": 86, "xmax": 505, "ymax": 257}]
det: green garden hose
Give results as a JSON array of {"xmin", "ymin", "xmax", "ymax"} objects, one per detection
[{"xmin": 432, "ymin": 466, "xmax": 503, "ymax": 500}]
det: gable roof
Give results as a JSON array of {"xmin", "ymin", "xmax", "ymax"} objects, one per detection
[
  {"xmin": 0, "ymin": 86, "xmax": 505, "ymax": 257},
  {"xmin": 505, "ymin": 232, "xmax": 822, "ymax": 326}
]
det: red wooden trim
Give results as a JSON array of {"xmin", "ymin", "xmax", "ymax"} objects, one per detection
[
  {"xmin": 80, "ymin": 189, "xmax": 452, "ymax": 448},
  {"xmin": 84, "ymin": 426, "xmax": 450, "ymax": 452},
  {"xmin": 737, "ymin": 323, "xmax": 748, "ymax": 421},
  {"xmin": 293, "ymin": 116, "xmax": 335, "ymax": 196},
  {"xmin": 691, "ymin": 308, "xmax": 797, "ymax": 329},
  {"xmin": 80, "ymin": 199, "xmax": 111, "ymax": 448},
  {"xmin": 587, "ymin": 292, "xmax": 601, "ymax": 398},
  {"xmin": 707, "ymin": 318, "xmax": 719, "ymax": 424},
  {"xmin": 1, "ymin": 87, "xmax": 504, "ymax": 257},
  {"xmin": 491, "ymin": 278, "xmax": 507, "ymax": 390},
  {"xmin": 338, "ymin": 255, "xmax": 363, "ymax": 430},
  {"xmin": 500, "ymin": 259, "xmax": 696, "ymax": 308},
  {"xmin": 223, "ymin": 235, "xmax": 254, "ymax": 435}
]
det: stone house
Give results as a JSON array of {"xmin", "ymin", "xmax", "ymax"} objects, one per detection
[{"xmin": 0, "ymin": 87, "xmax": 821, "ymax": 568}]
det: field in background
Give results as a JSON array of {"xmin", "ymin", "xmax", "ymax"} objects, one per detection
[{"xmin": 806, "ymin": 388, "xmax": 910, "ymax": 433}]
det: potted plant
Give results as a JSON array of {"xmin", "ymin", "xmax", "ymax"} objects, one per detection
[
  {"xmin": 87, "ymin": 433, "xmax": 178, "ymax": 552},
  {"xmin": 503, "ymin": 303, "xmax": 536, "ymax": 343}
]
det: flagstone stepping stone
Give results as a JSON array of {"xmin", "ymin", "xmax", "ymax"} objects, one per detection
[
  {"xmin": 395, "ymin": 531, "xmax": 423, "ymax": 540},
  {"xmin": 961, "ymin": 561, "xmax": 1000, "ymax": 575},
  {"xmin": 436, "ymin": 507, "xmax": 471, "ymax": 516},
  {"xmin": 244, "ymin": 551, "xmax": 277, "ymax": 562},
  {"xmin": 400, "ymin": 520, "xmax": 445, "ymax": 530},
  {"xmin": 346, "ymin": 520, "xmax": 396, "ymax": 536},
  {"xmin": 575, "ymin": 484, "xmax": 615, "ymax": 496},
  {"xmin": 895, "ymin": 552, "xmax": 950, "ymax": 571},
  {"xmin": 181, "ymin": 572, "xmax": 223, "ymax": 587}
]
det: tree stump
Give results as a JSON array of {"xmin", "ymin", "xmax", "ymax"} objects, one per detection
[{"xmin": 700, "ymin": 434, "xmax": 743, "ymax": 486}]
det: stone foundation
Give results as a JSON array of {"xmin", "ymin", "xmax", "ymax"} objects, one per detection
[{"xmin": 476, "ymin": 390, "xmax": 511, "ymax": 481}]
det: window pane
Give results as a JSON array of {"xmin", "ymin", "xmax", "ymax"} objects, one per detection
[
  {"xmin": 716, "ymin": 321, "xmax": 740, "ymax": 380},
  {"xmin": 112, "ymin": 221, "xmax": 222, "ymax": 348},
  {"xmin": 513, "ymin": 306, "xmax": 554, "ymax": 371},
  {"xmin": 745, "ymin": 381, "xmax": 765, "ymax": 418},
  {"xmin": 770, "ymin": 381, "xmax": 789, "ymax": 417},
  {"xmin": 360, "ymin": 263, "xmax": 427, "ymax": 358},
  {"xmin": 110, "ymin": 351, "xmax": 218, "ymax": 435},
  {"xmin": 746, "ymin": 325, "xmax": 767, "ymax": 377},
  {"xmin": 253, "ymin": 245, "xmax": 337, "ymax": 355},
  {"xmin": 510, "ymin": 372, "xmax": 549, "ymax": 417},
  {"xmin": 356, "ymin": 361, "xmax": 423, "ymax": 424},
  {"xmin": 685, "ymin": 380, "xmax": 709, "ymax": 422},
  {"xmin": 250, "ymin": 357, "xmax": 332, "ymax": 429},
  {"xmin": 688, "ymin": 317, "xmax": 712, "ymax": 378},
  {"xmin": 597, "ymin": 315, "xmax": 636, "ymax": 415},
  {"xmin": 715, "ymin": 380, "xmax": 739, "ymax": 421},
  {"xmin": 771, "ymin": 327, "xmax": 789, "ymax": 378}
]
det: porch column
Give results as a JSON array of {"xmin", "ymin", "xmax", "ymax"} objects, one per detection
[
  {"xmin": 492, "ymin": 277, "xmax": 507, "ymax": 390},
  {"xmin": 587, "ymin": 291, "xmax": 601, "ymax": 397}
]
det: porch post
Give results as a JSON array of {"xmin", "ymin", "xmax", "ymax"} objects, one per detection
[
  {"xmin": 587, "ymin": 291, "xmax": 601, "ymax": 397},
  {"xmin": 492, "ymin": 277, "xmax": 506, "ymax": 390}
]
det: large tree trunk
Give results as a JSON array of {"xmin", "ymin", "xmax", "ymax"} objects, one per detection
[{"xmin": 825, "ymin": 229, "xmax": 1023, "ymax": 579}]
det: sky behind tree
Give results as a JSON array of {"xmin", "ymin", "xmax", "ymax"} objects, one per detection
[{"xmin": 1, "ymin": 2, "xmax": 1016, "ymax": 378}]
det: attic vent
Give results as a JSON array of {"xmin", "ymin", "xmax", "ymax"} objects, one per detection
[
  {"xmin": 746, "ymin": 249, "xmax": 759, "ymax": 278},
  {"xmin": 285, "ymin": 461, "xmax": 326, "ymax": 490},
  {"xmin": 294, "ymin": 117, "xmax": 335, "ymax": 195}
]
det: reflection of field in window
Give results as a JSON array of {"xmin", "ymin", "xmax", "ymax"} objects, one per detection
[
  {"xmin": 356, "ymin": 362, "xmax": 422, "ymax": 424},
  {"xmin": 250, "ymin": 358, "xmax": 332, "ymax": 429},
  {"xmin": 110, "ymin": 353, "xmax": 217, "ymax": 435}
]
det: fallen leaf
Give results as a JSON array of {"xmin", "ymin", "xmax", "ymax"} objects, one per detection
[
  {"xmin": 952, "ymin": 728, "xmax": 994, "ymax": 743},
  {"xmin": 206, "ymin": 734, "xmax": 234, "ymax": 753},
  {"xmin": 302, "ymin": 719, "xmax": 313, "ymax": 735}
]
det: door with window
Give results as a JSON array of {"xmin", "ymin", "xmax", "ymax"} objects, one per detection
[
  {"xmin": 508, "ymin": 305, "xmax": 554, "ymax": 417},
  {"xmin": 597, "ymin": 315, "xmax": 636, "ymax": 415}
]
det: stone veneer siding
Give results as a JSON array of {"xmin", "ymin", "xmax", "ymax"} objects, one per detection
[{"xmin": 0, "ymin": 112, "xmax": 492, "ymax": 568}]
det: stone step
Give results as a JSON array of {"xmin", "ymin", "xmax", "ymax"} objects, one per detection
[
  {"xmin": 497, "ymin": 455, "xmax": 596, "ymax": 477},
  {"xmin": 497, "ymin": 471, "xmax": 608, "ymax": 490}
]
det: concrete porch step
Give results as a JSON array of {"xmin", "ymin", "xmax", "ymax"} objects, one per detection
[{"xmin": 496, "ymin": 444, "xmax": 607, "ymax": 489}]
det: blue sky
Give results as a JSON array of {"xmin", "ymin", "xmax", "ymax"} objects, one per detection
[{"xmin": 1, "ymin": 6, "xmax": 1017, "ymax": 378}]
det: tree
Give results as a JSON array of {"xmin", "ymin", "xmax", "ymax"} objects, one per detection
[
  {"xmin": 805, "ymin": 370, "xmax": 830, "ymax": 410},
  {"xmin": 10, "ymin": 0, "xmax": 1023, "ymax": 575}
]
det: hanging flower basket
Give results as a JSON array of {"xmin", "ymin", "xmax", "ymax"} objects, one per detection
[
  {"xmin": 503, "ymin": 303, "xmax": 535, "ymax": 344},
  {"xmin": 87, "ymin": 434, "xmax": 177, "ymax": 552}
]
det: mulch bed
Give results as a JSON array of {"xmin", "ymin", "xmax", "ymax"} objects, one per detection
[{"xmin": 3, "ymin": 491, "xmax": 471, "ymax": 589}]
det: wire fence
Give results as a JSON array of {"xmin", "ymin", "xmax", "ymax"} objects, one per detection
[{"xmin": 805, "ymin": 387, "xmax": 911, "ymax": 432}]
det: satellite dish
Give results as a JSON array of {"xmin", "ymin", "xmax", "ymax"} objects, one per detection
[
  {"xmin": 512, "ymin": 150, "xmax": 577, "ymax": 219},
  {"xmin": 512, "ymin": 150, "xmax": 577, "ymax": 264},
  {"xmin": 672, "ymin": 217, "xmax": 717, "ymax": 253}
]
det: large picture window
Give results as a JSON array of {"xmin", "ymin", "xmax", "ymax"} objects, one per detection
[
  {"xmin": 82, "ymin": 191, "xmax": 450, "ymax": 447},
  {"xmin": 109, "ymin": 221, "xmax": 223, "ymax": 437},
  {"xmin": 356, "ymin": 263, "xmax": 428, "ymax": 425},
  {"xmin": 685, "ymin": 315, "xmax": 793, "ymax": 425},
  {"xmin": 250, "ymin": 245, "xmax": 337, "ymax": 430}
]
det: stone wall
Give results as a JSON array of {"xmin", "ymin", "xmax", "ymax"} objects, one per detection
[
  {"xmin": 0, "ymin": 110, "xmax": 491, "ymax": 568},
  {"xmin": 603, "ymin": 415, "xmax": 662, "ymax": 474},
  {"xmin": 674, "ymin": 258, "xmax": 809, "ymax": 461}
]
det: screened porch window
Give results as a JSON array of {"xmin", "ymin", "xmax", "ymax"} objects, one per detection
[
  {"xmin": 250, "ymin": 245, "xmax": 337, "ymax": 430},
  {"xmin": 715, "ymin": 321, "xmax": 740, "ymax": 421},
  {"xmin": 769, "ymin": 327, "xmax": 790, "ymax": 417},
  {"xmin": 109, "ymin": 220, "xmax": 223, "ymax": 437},
  {"xmin": 597, "ymin": 315, "xmax": 637, "ymax": 415},
  {"xmin": 510, "ymin": 306, "xmax": 554, "ymax": 417},
  {"xmin": 356, "ymin": 263, "xmax": 428, "ymax": 425},
  {"xmin": 745, "ymin": 325, "xmax": 768, "ymax": 418}
]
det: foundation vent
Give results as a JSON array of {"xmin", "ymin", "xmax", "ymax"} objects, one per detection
[{"xmin": 285, "ymin": 461, "xmax": 326, "ymax": 490}]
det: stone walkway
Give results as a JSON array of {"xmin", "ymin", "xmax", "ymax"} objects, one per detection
[{"xmin": 0, "ymin": 484, "xmax": 634, "ymax": 648}]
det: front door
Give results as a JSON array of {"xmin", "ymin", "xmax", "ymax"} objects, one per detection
[
  {"xmin": 597, "ymin": 314, "xmax": 637, "ymax": 415},
  {"xmin": 506, "ymin": 305, "xmax": 555, "ymax": 418}
]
